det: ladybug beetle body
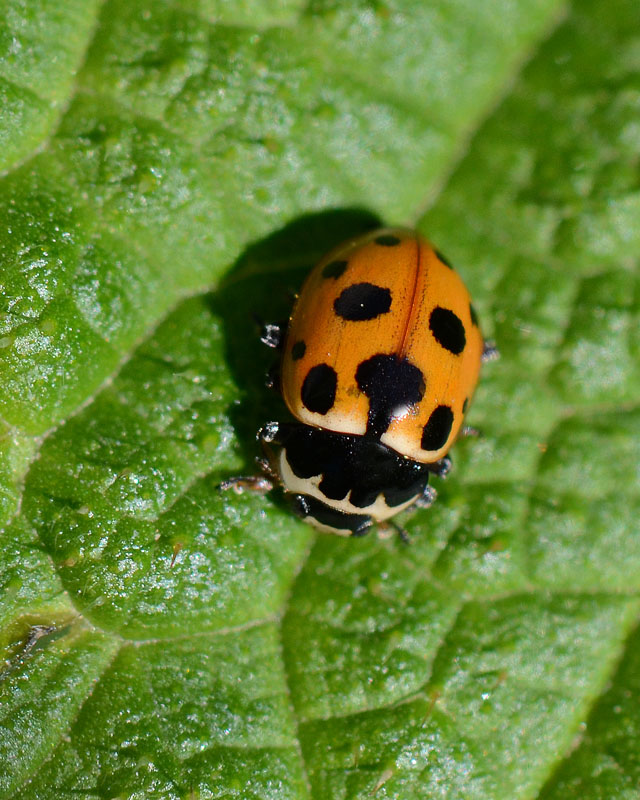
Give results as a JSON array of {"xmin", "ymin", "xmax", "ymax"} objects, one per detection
[{"xmin": 257, "ymin": 228, "xmax": 485, "ymax": 537}]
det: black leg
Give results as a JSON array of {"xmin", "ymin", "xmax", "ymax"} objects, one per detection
[
  {"xmin": 427, "ymin": 456, "xmax": 451, "ymax": 478},
  {"xmin": 351, "ymin": 519, "xmax": 374, "ymax": 537},
  {"xmin": 460, "ymin": 425, "xmax": 479, "ymax": 438},
  {"xmin": 414, "ymin": 485, "xmax": 437, "ymax": 509},
  {"xmin": 291, "ymin": 494, "xmax": 311, "ymax": 519},
  {"xmin": 260, "ymin": 321, "xmax": 287, "ymax": 350},
  {"xmin": 257, "ymin": 421, "xmax": 282, "ymax": 446},
  {"xmin": 377, "ymin": 519, "xmax": 411, "ymax": 544},
  {"xmin": 265, "ymin": 363, "xmax": 281, "ymax": 391},
  {"xmin": 482, "ymin": 340, "xmax": 499, "ymax": 363}
]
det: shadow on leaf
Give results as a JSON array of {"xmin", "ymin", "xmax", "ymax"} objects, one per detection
[{"xmin": 210, "ymin": 207, "xmax": 381, "ymax": 476}]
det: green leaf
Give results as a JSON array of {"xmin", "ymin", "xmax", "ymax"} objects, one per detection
[
  {"xmin": 20, "ymin": 625, "xmax": 309, "ymax": 798},
  {"xmin": 22, "ymin": 296, "xmax": 312, "ymax": 638},
  {"xmin": 1, "ymin": 0, "xmax": 639, "ymax": 798},
  {"xmin": 540, "ymin": 625, "xmax": 640, "ymax": 800},
  {"xmin": 0, "ymin": 0, "xmax": 102, "ymax": 171}
]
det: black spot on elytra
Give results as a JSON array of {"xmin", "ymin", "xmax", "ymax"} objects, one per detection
[
  {"xmin": 429, "ymin": 307, "xmax": 466, "ymax": 355},
  {"xmin": 301, "ymin": 363, "xmax": 337, "ymax": 415},
  {"xmin": 462, "ymin": 397, "xmax": 469, "ymax": 414},
  {"xmin": 421, "ymin": 405, "xmax": 454, "ymax": 451},
  {"xmin": 470, "ymin": 303, "xmax": 479, "ymax": 327},
  {"xmin": 375, "ymin": 234, "xmax": 402, "ymax": 246},
  {"xmin": 291, "ymin": 340, "xmax": 306, "ymax": 360},
  {"xmin": 334, "ymin": 283, "xmax": 392, "ymax": 321},
  {"xmin": 322, "ymin": 259, "xmax": 348, "ymax": 279},
  {"xmin": 434, "ymin": 249, "xmax": 453, "ymax": 268},
  {"xmin": 355, "ymin": 354, "xmax": 425, "ymax": 438}
]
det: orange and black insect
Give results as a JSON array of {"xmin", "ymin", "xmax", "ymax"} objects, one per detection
[{"xmin": 225, "ymin": 228, "xmax": 493, "ymax": 538}]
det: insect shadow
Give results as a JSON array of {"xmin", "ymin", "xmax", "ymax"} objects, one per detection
[{"xmin": 209, "ymin": 208, "xmax": 382, "ymax": 484}]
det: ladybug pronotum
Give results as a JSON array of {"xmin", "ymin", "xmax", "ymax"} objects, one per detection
[{"xmin": 225, "ymin": 228, "xmax": 493, "ymax": 538}]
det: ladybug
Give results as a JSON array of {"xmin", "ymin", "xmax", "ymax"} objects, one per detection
[{"xmin": 224, "ymin": 228, "xmax": 494, "ymax": 539}]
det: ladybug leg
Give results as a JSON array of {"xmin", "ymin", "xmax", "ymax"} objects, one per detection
[
  {"xmin": 377, "ymin": 519, "xmax": 411, "ymax": 545},
  {"xmin": 290, "ymin": 493, "xmax": 312, "ymax": 521},
  {"xmin": 254, "ymin": 421, "xmax": 286, "ymax": 483},
  {"xmin": 259, "ymin": 321, "xmax": 287, "ymax": 350},
  {"xmin": 414, "ymin": 485, "xmax": 437, "ymax": 509},
  {"xmin": 482, "ymin": 340, "xmax": 499, "ymax": 363},
  {"xmin": 255, "ymin": 319, "xmax": 285, "ymax": 387},
  {"xmin": 218, "ymin": 437, "xmax": 280, "ymax": 495},
  {"xmin": 427, "ymin": 456, "xmax": 451, "ymax": 478},
  {"xmin": 265, "ymin": 363, "xmax": 281, "ymax": 391},
  {"xmin": 258, "ymin": 421, "xmax": 283, "ymax": 446},
  {"xmin": 460, "ymin": 425, "xmax": 479, "ymax": 438},
  {"xmin": 351, "ymin": 518, "xmax": 375, "ymax": 538},
  {"xmin": 219, "ymin": 475, "xmax": 273, "ymax": 494}
]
